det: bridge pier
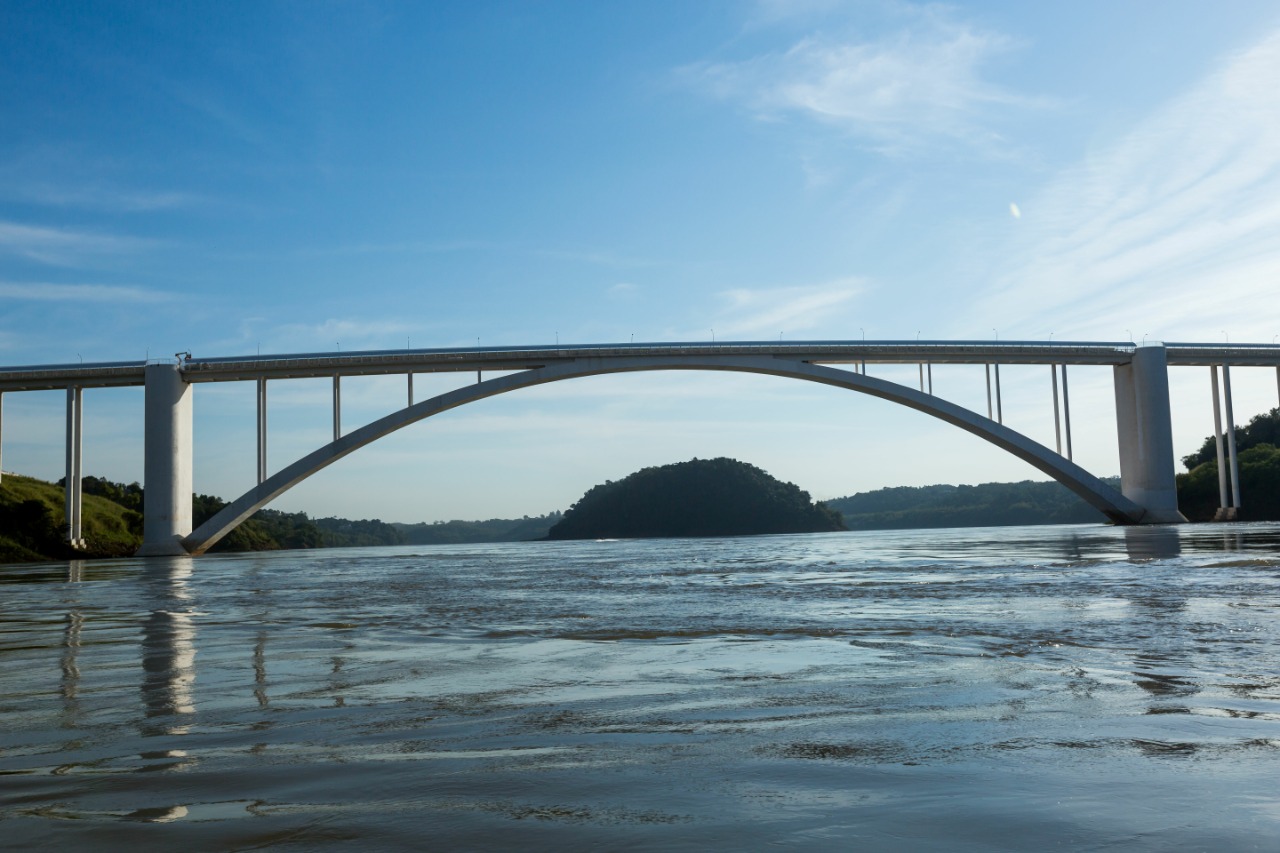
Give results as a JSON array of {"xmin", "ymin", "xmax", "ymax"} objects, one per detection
[
  {"xmin": 64, "ymin": 386, "xmax": 84, "ymax": 547},
  {"xmin": 1113, "ymin": 344, "xmax": 1186, "ymax": 523},
  {"xmin": 136, "ymin": 363, "xmax": 193, "ymax": 556}
]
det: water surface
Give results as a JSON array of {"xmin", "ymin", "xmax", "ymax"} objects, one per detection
[{"xmin": 3, "ymin": 524, "xmax": 1280, "ymax": 850}]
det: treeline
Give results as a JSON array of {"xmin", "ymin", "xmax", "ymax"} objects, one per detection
[
  {"xmin": 2, "ymin": 471, "xmax": 559, "ymax": 563},
  {"xmin": 1176, "ymin": 407, "xmax": 1280, "ymax": 521},
  {"xmin": 393, "ymin": 513, "xmax": 561, "ymax": 545},
  {"xmin": 191, "ymin": 493, "xmax": 405, "ymax": 553},
  {"xmin": 825, "ymin": 479, "xmax": 1113, "ymax": 530}
]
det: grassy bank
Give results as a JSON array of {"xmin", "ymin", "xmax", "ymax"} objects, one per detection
[{"xmin": 0, "ymin": 473, "xmax": 142, "ymax": 562}]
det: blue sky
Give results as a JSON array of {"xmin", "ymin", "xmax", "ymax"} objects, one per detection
[{"xmin": 3, "ymin": 0, "xmax": 1280, "ymax": 522}]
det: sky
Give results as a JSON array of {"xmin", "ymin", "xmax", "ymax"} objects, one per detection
[{"xmin": 3, "ymin": 0, "xmax": 1280, "ymax": 523}]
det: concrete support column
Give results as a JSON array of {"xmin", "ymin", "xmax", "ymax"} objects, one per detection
[
  {"xmin": 1210, "ymin": 366, "xmax": 1229, "ymax": 510},
  {"xmin": 64, "ymin": 386, "xmax": 84, "ymax": 546},
  {"xmin": 1051, "ymin": 365, "xmax": 1062, "ymax": 455},
  {"xmin": 257, "ymin": 378, "xmax": 267, "ymax": 484},
  {"xmin": 985, "ymin": 365, "xmax": 993, "ymax": 419},
  {"xmin": 0, "ymin": 390, "xmax": 4, "ymax": 484},
  {"xmin": 1112, "ymin": 343, "xmax": 1186, "ymax": 523},
  {"xmin": 332, "ymin": 375, "xmax": 341, "ymax": 441},
  {"xmin": 136, "ymin": 363, "xmax": 193, "ymax": 556},
  {"xmin": 407, "ymin": 373, "xmax": 414, "ymax": 407},
  {"xmin": 1061, "ymin": 365, "xmax": 1073, "ymax": 461},
  {"xmin": 1223, "ymin": 365, "xmax": 1242, "ymax": 510},
  {"xmin": 994, "ymin": 364, "xmax": 1003, "ymax": 424}
]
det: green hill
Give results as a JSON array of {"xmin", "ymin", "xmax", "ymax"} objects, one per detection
[
  {"xmin": 1176, "ymin": 407, "xmax": 1280, "ymax": 521},
  {"xmin": 546, "ymin": 457, "xmax": 844, "ymax": 540},
  {"xmin": 0, "ymin": 473, "xmax": 405, "ymax": 563},
  {"xmin": 825, "ymin": 479, "xmax": 1113, "ymax": 530},
  {"xmin": 0, "ymin": 473, "xmax": 143, "ymax": 562}
]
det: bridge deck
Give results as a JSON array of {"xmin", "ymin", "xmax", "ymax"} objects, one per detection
[{"xmin": 1, "ymin": 341, "xmax": 1278, "ymax": 391}]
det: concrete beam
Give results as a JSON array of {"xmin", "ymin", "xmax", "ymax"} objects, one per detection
[{"xmin": 136, "ymin": 364, "xmax": 194, "ymax": 557}]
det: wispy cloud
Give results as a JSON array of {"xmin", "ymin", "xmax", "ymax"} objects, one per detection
[
  {"xmin": 961, "ymin": 28, "xmax": 1280, "ymax": 341},
  {"xmin": 0, "ymin": 281, "xmax": 173, "ymax": 302},
  {"xmin": 0, "ymin": 220, "xmax": 154, "ymax": 266},
  {"xmin": 683, "ymin": 7, "xmax": 1039, "ymax": 153},
  {"xmin": 233, "ymin": 318, "xmax": 423, "ymax": 355},
  {"xmin": 713, "ymin": 279, "xmax": 865, "ymax": 338},
  {"xmin": 16, "ymin": 184, "xmax": 201, "ymax": 212}
]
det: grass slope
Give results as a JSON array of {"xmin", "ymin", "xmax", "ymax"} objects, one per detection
[{"xmin": 0, "ymin": 473, "xmax": 142, "ymax": 562}]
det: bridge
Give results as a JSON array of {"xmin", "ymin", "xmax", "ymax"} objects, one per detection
[{"xmin": 2, "ymin": 340, "xmax": 1279, "ymax": 556}]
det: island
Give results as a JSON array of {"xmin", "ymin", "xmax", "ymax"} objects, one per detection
[{"xmin": 544, "ymin": 457, "xmax": 845, "ymax": 540}]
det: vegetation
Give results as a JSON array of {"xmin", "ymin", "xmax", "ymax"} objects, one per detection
[
  {"xmin": 393, "ymin": 513, "xmax": 561, "ymax": 545},
  {"xmin": 1181, "ymin": 407, "xmax": 1280, "ymax": 469},
  {"xmin": 825, "ymin": 480, "xmax": 1113, "ymax": 530},
  {"xmin": 0, "ymin": 473, "xmax": 404, "ymax": 562},
  {"xmin": 1176, "ymin": 407, "xmax": 1280, "ymax": 521},
  {"xmin": 0, "ymin": 473, "xmax": 143, "ymax": 562},
  {"xmin": 546, "ymin": 457, "xmax": 844, "ymax": 540}
]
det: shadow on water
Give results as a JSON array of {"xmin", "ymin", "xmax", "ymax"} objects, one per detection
[{"xmin": 1123, "ymin": 526, "xmax": 1182, "ymax": 561}]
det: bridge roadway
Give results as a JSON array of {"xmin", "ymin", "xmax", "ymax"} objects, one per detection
[
  {"xmin": 2, "ymin": 339, "xmax": 1279, "ymax": 556},
  {"xmin": 4, "ymin": 340, "xmax": 1280, "ymax": 392}
]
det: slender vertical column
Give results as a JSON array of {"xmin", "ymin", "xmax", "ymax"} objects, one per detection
[
  {"xmin": 332, "ymin": 375, "xmax": 341, "ymax": 441},
  {"xmin": 927, "ymin": 363, "xmax": 933, "ymax": 395},
  {"xmin": 985, "ymin": 365, "xmax": 993, "ymax": 419},
  {"xmin": 65, "ymin": 388, "xmax": 74, "ymax": 540},
  {"xmin": 1209, "ymin": 366, "xmax": 1229, "ymax": 509},
  {"xmin": 0, "ymin": 390, "xmax": 4, "ymax": 484},
  {"xmin": 918, "ymin": 364, "xmax": 924, "ymax": 392},
  {"xmin": 64, "ymin": 387, "xmax": 84, "ymax": 546},
  {"xmin": 994, "ymin": 364, "xmax": 1003, "ymax": 424},
  {"xmin": 136, "ymin": 363, "xmax": 194, "ymax": 557},
  {"xmin": 407, "ymin": 373, "xmax": 414, "ymax": 407},
  {"xmin": 1223, "ymin": 365, "xmax": 1242, "ymax": 510},
  {"xmin": 1112, "ymin": 343, "xmax": 1185, "ymax": 522},
  {"xmin": 1062, "ymin": 365, "xmax": 1073, "ymax": 461},
  {"xmin": 257, "ymin": 377, "xmax": 267, "ymax": 485},
  {"xmin": 860, "ymin": 360, "xmax": 866, "ymax": 375},
  {"xmin": 72, "ymin": 387, "xmax": 82, "ymax": 544},
  {"xmin": 1276, "ymin": 365, "xmax": 1279, "ymax": 409},
  {"xmin": 1051, "ymin": 365, "xmax": 1062, "ymax": 455}
]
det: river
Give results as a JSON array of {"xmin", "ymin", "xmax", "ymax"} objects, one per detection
[{"xmin": 2, "ymin": 523, "xmax": 1279, "ymax": 850}]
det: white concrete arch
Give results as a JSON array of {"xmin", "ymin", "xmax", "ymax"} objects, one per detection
[{"xmin": 182, "ymin": 354, "xmax": 1144, "ymax": 555}]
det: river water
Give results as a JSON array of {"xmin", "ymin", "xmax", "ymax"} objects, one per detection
[{"xmin": 2, "ymin": 523, "xmax": 1280, "ymax": 850}]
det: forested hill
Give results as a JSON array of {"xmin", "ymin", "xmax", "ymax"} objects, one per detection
[
  {"xmin": 0, "ymin": 474, "xmax": 406, "ymax": 561},
  {"xmin": 825, "ymin": 480, "xmax": 1113, "ymax": 530},
  {"xmin": 546, "ymin": 457, "xmax": 845, "ymax": 540},
  {"xmin": 1177, "ymin": 407, "xmax": 1280, "ymax": 521}
]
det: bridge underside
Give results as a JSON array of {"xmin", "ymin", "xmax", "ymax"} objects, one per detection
[{"xmin": 174, "ymin": 354, "xmax": 1149, "ymax": 556}]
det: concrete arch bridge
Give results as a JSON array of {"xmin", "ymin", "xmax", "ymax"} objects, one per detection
[{"xmin": 2, "ymin": 340, "xmax": 1278, "ymax": 556}]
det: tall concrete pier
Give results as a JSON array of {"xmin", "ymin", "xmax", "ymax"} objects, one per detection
[
  {"xmin": 135, "ymin": 363, "xmax": 193, "ymax": 556},
  {"xmin": 1113, "ymin": 344, "xmax": 1187, "ymax": 523}
]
